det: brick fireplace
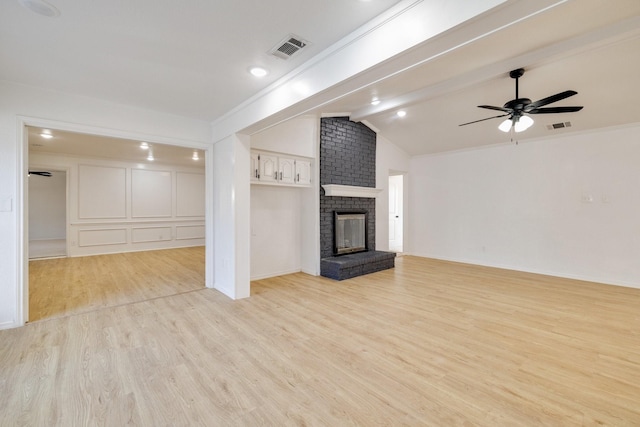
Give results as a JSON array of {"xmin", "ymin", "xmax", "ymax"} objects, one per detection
[{"xmin": 319, "ymin": 117, "xmax": 395, "ymax": 280}]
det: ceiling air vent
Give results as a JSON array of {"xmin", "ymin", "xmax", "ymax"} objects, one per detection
[
  {"xmin": 269, "ymin": 35, "xmax": 308, "ymax": 60},
  {"xmin": 546, "ymin": 121, "xmax": 572, "ymax": 130}
]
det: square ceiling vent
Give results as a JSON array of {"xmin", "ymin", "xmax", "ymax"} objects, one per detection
[
  {"xmin": 269, "ymin": 34, "xmax": 308, "ymax": 60},
  {"xmin": 547, "ymin": 121, "xmax": 572, "ymax": 130}
]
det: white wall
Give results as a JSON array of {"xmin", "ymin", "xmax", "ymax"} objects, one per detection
[
  {"xmin": 0, "ymin": 81, "xmax": 211, "ymax": 329},
  {"xmin": 29, "ymin": 171, "xmax": 66, "ymax": 241},
  {"xmin": 30, "ymin": 152, "xmax": 205, "ymax": 256},
  {"xmin": 212, "ymin": 133, "xmax": 251, "ymax": 299},
  {"xmin": 408, "ymin": 124, "xmax": 640, "ymax": 288},
  {"xmin": 249, "ymin": 115, "xmax": 320, "ymax": 280},
  {"xmin": 250, "ymin": 115, "xmax": 318, "ymax": 159},
  {"xmin": 251, "ymin": 186, "xmax": 302, "ymax": 279},
  {"xmin": 375, "ymin": 134, "xmax": 411, "ymax": 251}
]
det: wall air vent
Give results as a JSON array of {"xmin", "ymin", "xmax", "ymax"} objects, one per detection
[
  {"xmin": 269, "ymin": 34, "xmax": 308, "ymax": 60},
  {"xmin": 546, "ymin": 121, "xmax": 572, "ymax": 130}
]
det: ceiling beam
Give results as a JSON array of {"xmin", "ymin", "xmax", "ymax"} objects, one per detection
[{"xmin": 350, "ymin": 16, "xmax": 640, "ymax": 122}]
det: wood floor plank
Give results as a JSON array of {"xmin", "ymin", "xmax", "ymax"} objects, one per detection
[
  {"xmin": 28, "ymin": 246, "xmax": 205, "ymax": 321},
  {"xmin": 2, "ymin": 255, "xmax": 640, "ymax": 425}
]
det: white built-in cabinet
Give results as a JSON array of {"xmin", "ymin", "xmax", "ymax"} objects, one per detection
[{"xmin": 251, "ymin": 150, "xmax": 311, "ymax": 186}]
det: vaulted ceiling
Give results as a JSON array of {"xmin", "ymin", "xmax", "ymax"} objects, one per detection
[{"xmin": 3, "ymin": 0, "xmax": 639, "ymax": 158}]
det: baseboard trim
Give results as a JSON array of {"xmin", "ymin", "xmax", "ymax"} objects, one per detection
[
  {"xmin": 406, "ymin": 252, "xmax": 640, "ymax": 290},
  {"xmin": 251, "ymin": 268, "xmax": 302, "ymax": 281},
  {"xmin": 0, "ymin": 320, "xmax": 19, "ymax": 331}
]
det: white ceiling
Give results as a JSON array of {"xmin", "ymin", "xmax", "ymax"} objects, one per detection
[
  {"xmin": 27, "ymin": 127, "xmax": 204, "ymax": 168},
  {"xmin": 1, "ymin": 0, "xmax": 402, "ymax": 120},
  {"xmin": 3, "ymin": 0, "xmax": 640, "ymax": 160},
  {"xmin": 316, "ymin": 0, "xmax": 640, "ymax": 155}
]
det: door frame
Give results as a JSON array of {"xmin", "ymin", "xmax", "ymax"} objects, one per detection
[
  {"xmin": 388, "ymin": 173, "xmax": 405, "ymax": 253},
  {"xmin": 17, "ymin": 116, "xmax": 213, "ymax": 325}
]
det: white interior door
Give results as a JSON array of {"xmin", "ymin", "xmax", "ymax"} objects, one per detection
[{"xmin": 388, "ymin": 174, "xmax": 403, "ymax": 252}]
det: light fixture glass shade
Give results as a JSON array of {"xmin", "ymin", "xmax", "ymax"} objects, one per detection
[
  {"xmin": 498, "ymin": 119, "xmax": 512, "ymax": 132},
  {"xmin": 514, "ymin": 115, "xmax": 534, "ymax": 132}
]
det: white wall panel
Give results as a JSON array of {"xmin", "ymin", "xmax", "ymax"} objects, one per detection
[
  {"xmin": 78, "ymin": 228, "xmax": 127, "ymax": 247},
  {"xmin": 176, "ymin": 172, "xmax": 205, "ymax": 217},
  {"xmin": 176, "ymin": 225, "xmax": 205, "ymax": 240},
  {"xmin": 132, "ymin": 227, "xmax": 172, "ymax": 243},
  {"xmin": 78, "ymin": 165, "xmax": 126, "ymax": 219},
  {"xmin": 131, "ymin": 169, "xmax": 172, "ymax": 218}
]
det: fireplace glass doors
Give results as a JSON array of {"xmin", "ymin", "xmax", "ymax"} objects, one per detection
[{"xmin": 334, "ymin": 210, "xmax": 367, "ymax": 255}]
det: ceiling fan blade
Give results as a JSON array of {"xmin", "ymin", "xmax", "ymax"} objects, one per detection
[
  {"xmin": 528, "ymin": 106, "xmax": 583, "ymax": 114},
  {"xmin": 459, "ymin": 113, "xmax": 509, "ymax": 127},
  {"xmin": 478, "ymin": 105, "xmax": 512, "ymax": 113},
  {"xmin": 526, "ymin": 90, "xmax": 577, "ymax": 110},
  {"xmin": 28, "ymin": 171, "xmax": 52, "ymax": 177}
]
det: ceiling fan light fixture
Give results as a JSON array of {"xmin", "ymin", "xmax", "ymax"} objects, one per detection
[
  {"xmin": 18, "ymin": 0, "xmax": 60, "ymax": 17},
  {"xmin": 514, "ymin": 115, "xmax": 534, "ymax": 132},
  {"xmin": 498, "ymin": 119, "xmax": 512, "ymax": 132}
]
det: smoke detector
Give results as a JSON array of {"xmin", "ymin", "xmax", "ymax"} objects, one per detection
[{"xmin": 269, "ymin": 35, "xmax": 309, "ymax": 60}]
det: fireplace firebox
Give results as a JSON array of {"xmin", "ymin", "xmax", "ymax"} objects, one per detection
[{"xmin": 333, "ymin": 210, "xmax": 367, "ymax": 255}]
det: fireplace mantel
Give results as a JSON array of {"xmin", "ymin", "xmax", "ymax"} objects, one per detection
[{"xmin": 322, "ymin": 184, "xmax": 383, "ymax": 198}]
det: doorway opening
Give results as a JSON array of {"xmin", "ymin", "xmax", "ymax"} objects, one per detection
[
  {"xmin": 388, "ymin": 174, "xmax": 404, "ymax": 253},
  {"xmin": 28, "ymin": 169, "xmax": 67, "ymax": 259},
  {"xmin": 21, "ymin": 121, "xmax": 211, "ymax": 323}
]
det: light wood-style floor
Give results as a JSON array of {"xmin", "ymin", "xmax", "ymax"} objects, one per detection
[
  {"xmin": 28, "ymin": 246, "xmax": 205, "ymax": 321},
  {"xmin": 3, "ymin": 255, "xmax": 640, "ymax": 425}
]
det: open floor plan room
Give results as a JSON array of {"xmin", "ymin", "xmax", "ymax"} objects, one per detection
[{"xmin": 3, "ymin": 256, "xmax": 639, "ymax": 425}]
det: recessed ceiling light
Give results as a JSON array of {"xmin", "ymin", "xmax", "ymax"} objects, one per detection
[
  {"xmin": 18, "ymin": 0, "xmax": 60, "ymax": 17},
  {"xmin": 192, "ymin": 151, "xmax": 199, "ymax": 161},
  {"xmin": 40, "ymin": 133, "xmax": 53, "ymax": 139},
  {"xmin": 396, "ymin": 110, "xmax": 407, "ymax": 117},
  {"xmin": 140, "ymin": 142, "xmax": 149, "ymax": 150},
  {"xmin": 147, "ymin": 151, "xmax": 154, "ymax": 161},
  {"xmin": 371, "ymin": 98, "xmax": 380, "ymax": 106},
  {"xmin": 249, "ymin": 67, "xmax": 268, "ymax": 77}
]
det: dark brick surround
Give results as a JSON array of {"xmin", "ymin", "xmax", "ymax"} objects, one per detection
[
  {"xmin": 320, "ymin": 117, "xmax": 376, "ymax": 259},
  {"xmin": 320, "ymin": 117, "xmax": 395, "ymax": 280}
]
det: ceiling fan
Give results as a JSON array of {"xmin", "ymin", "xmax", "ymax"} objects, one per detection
[{"xmin": 459, "ymin": 68, "xmax": 583, "ymax": 132}]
